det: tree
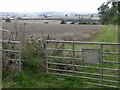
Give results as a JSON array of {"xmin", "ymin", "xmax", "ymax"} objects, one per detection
[{"xmin": 98, "ymin": 1, "xmax": 119, "ymax": 24}]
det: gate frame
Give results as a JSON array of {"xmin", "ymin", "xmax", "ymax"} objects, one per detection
[
  {"xmin": 0, "ymin": 29, "xmax": 22, "ymax": 72},
  {"xmin": 45, "ymin": 40, "xmax": 120, "ymax": 88}
]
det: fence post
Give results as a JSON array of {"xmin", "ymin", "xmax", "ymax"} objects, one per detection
[
  {"xmin": 45, "ymin": 40, "xmax": 48, "ymax": 73},
  {"xmin": 100, "ymin": 44, "xmax": 103, "ymax": 87},
  {"xmin": 118, "ymin": 43, "xmax": 120, "ymax": 88},
  {"xmin": 72, "ymin": 42, "xmax": 75, "ymax": 76},
  {"xmin": 18, "ymin": 42, "xmax": 22, "ymax": 73}
]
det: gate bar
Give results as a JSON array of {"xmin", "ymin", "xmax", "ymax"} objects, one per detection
[{"xmin": 46, "ymin": 40, "xmax": 120, "ymax": 45}]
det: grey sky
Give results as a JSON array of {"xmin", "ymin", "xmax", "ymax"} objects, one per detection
[{"xmin": 0, "ymin": 0, "xmax": 108, "ymax": 13}]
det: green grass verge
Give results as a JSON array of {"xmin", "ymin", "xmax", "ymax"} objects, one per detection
[
  {"xmin": 3, "ymin": 69, "xmax": 93, "ymax": 88},
  {"xmin": 91, "ymin": 25, "xmax": 118, "ymax": 43}
]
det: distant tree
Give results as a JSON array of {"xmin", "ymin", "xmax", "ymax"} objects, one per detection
[
  {"xmin": 65, "ymin": 14, "xmax": 68, "ymax": 17},
  {"xmin": 5, "ymin": 18, "xmax": 11, "ymax": 22},
  {"xmin": 44, "ymin": 22, "xmax": 48, "ymax": 24},
  {"xmin": 17, "ymin": 17, "xmax": 22, "ymax": 20},
  {"xmin": 71, "ymin": 21, "xmax": 75, "ymax": 24},
  {"xmin": 60, "ymin": 20, "xmax": 67, "ymax": 24},
  {"xmin": 91, "ymin": 22, "xmax": 96, "ymax": 25},
  {"xmin": 90, "ymin": 14, "xmax": 93, "ymax": 18},
  {"xmin": 75, "ymin": 14, "xmax": 77, "ymax": 17}
]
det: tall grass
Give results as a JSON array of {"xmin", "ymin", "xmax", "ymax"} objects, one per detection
[{"xmin": 91, "ymin": 25, "xmax": 118, "ymax": 43}]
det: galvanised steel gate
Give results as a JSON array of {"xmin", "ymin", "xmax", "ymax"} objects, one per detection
[
  {"xmin": 0, "ymin": 29, "xmax": 21, "ymax": 72},
  {"xmin": 45, "ymin": 40, "xmax": 120, "ymax": 88}
]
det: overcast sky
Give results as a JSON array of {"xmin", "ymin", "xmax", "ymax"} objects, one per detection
[{"xmin": 0, "ymin": 0, "xmax": 108, "ymax": 13}]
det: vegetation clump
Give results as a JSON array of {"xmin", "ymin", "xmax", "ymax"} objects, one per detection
[
  {"xmin": 71, "ymin": 21, "xmax": 75, "ymax": 24},
  {"xmin": 60, "ymin": 20, "xmax": 67, "ymax": 24},
  {"xmin": 5, "ymin": 18, "xmax": 11, "ymax": 22}
]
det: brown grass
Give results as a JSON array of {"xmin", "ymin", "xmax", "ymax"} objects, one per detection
[{"xmin": 2, "ymin": 20, "xmax": 102, "ymax": 41}]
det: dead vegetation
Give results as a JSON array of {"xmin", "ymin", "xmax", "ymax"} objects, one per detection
[{"xmin": 2, "ymin": 20, "xmax": 101, "ymax": 41}]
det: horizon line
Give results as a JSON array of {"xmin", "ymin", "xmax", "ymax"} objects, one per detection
[{"xmin": 0, "ymin": 11, "xmax": 98, "ymax": 14}]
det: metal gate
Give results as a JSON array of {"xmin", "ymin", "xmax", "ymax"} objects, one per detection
[
  {"xmin": 45, "ymin": 40, "xmax": 120, "ymax": 88},
  {"xmin": 0, "ymin": 29, "xmax": 21, "ymax": 72}
]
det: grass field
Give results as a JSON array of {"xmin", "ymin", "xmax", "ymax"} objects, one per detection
[
  {"xmin": 91, "ymin": 25, "xmax": 118, "ymax": 43},
  {"xmin": 2, "ymin": 24, "xmax": 119, "ymax": 88},
  {"xmin": 2, "ymin": 21, "xmax": 101, "ymax": 41}
]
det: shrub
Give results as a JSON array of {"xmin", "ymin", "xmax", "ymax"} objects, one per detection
[
  {"xmin": 5, "ymin": 18, "xmax": 11, "ymax": 22},
  {"xmin": 92, "ymin": 22, "xmax": 96, "ymax": 25},
  {"xmin": 78, "ymin": 22, "xmax": 87, "ymax": 25},
  {"xmin": 60, "ymin": 20, "xmax": 67, "ymax": 24},
  {"xmin": 44, "ymin": 22, "xmax": 48, "ymax": 24},
  {"xmin": 111, "ymin": 16, "xmax": 118, "ymax": 25},
  {"xmin": 71, "ymin": 21, "xmax": 75, "ymax": 24},
  {"xmin": 90, "ymin": 22, "xmax": 96, "ymax": 25},
  {"xmin": 22, "ymin": 36, "xmax": 46, "ymax": 73}
]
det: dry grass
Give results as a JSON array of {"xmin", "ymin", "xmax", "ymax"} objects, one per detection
[{"xmin": 2, "ymin": 20, "xmax": 102, "ymax": 41}]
